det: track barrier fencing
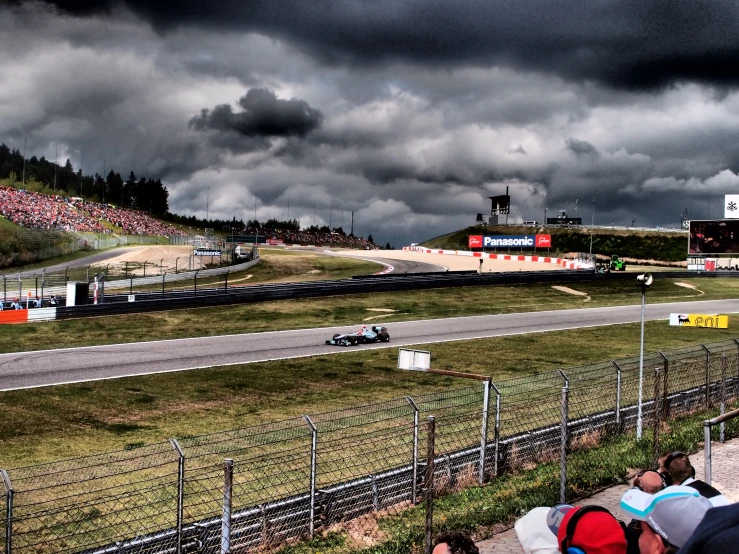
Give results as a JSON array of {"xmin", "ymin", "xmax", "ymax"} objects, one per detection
[{"xmin": 1, "ymin": 338, "xmax": 739, "ymax": 553}]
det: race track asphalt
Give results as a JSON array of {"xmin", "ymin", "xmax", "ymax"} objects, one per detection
[{"xmin": 1, "ymin": 298, "xmax": 737, "ymax": 391}]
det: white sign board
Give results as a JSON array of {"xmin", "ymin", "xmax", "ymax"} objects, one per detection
[
  {"xmin": 128, "ymin": 295, "xmax": 136, "ymax": 302},
  {"xmin": 398, "ymin": 349, "xmax": 431, "ymax": 371},
  {"xmin": 725, "ymin": 194, "xmax": 739, "ymax": 219}
]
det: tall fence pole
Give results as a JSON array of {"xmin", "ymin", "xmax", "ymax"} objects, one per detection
[
  {"xmin": 720, "ymin": 354, "xmax": 727, "ymax": 443},
  {"xmin": 612, "ymin": 361, "xmax": 622, "ymax": 430},
  {"xmin": 170, "ymin": 439, "xmax": 185, "ymax": 554},
  {"xmin": 558, "ymin": 369, "xmax": 569, "ymax": 504},
  {"xmin": 702, "ymin": 344, "xmax": 711, "ymax": 408},
  {"xmin": 660, "ymin": 353, "xmax": 670, "ymax": 421},
  {"xmin": 222, "ymin": 459, "xmax": 233, "ymax": 554},
  {"xmin": 479, "ymin": 379, "xmax": 491, "ymax": 484},
  {"xmin": 405, "ymin": 397, "xmax": 420, "ymax": 504},
  {"xmin": 424, "ymin": 416, "xmax": 436, "ymax": 554},
  {"xmin": 703, "ymin": 422, "xmax": 712, "ymax": 485},
  {"xmin": 303, "ymin": 416, "xmax": 318, "ymax": 537},
  {"xmin": 652, "ymin": 367, "xmax": 661, "ymax": 468},
  {"xmin": 492, "ymin": 382, "xmax": 501, "ymax": 478},
  {"xmin": 2, "ymin": 470, "xmax": 13, "ymax": 554}
]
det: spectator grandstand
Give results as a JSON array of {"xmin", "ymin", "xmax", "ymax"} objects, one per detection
[
  {"xmin": 0, "ymin": 186, "xmax": 184, "ymax": 236},
  {"xmin": 236, "ymin": 225, "xmax": 377, "ymax": 249}
]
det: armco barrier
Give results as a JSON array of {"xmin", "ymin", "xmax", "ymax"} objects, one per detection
[{"xmin": 35, "ymin": 269, "xmax": 739, "ymax": 321}]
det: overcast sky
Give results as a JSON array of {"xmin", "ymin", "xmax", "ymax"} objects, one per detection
[{"xmin": 3, "ymin": 1, "xmax": 739, "ymax": 245}]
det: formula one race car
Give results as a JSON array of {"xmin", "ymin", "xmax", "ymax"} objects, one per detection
[{"xmin": 326, "ymin": 326, "xmax": 390, "ymax": 346}]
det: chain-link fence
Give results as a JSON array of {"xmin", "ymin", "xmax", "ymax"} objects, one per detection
[{"xmin": 2, "ymin": 338, "xmax": 739, "ymax": 554}]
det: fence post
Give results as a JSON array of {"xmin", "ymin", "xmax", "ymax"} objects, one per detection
[
  {"xmin": 612, "ymin": 361, "xmax": 622, "ymax": 430},
  {"xmin": 558, "ymin": 369, "xmax": 569, "ymax": 504},
  {"xmin": 652, "ymin": 366, "xmax": 661, "ymax": 468},
  {"xmin": 703, "ymin": 421, "xmax": 712, "ymax": 485},
  {"xmin": 225, "ymin": 270, "xmax": 229, "ymax": 292},
  {"xmin": 491, "ymin": 382, "xmax": 501, "ymax": 478},
  {"xmin": 130, "ymin": 277, "xmax": 134, "ymax": 296},
  {"xmin": 2, "ymin": 470, "xmax": 13, "ymax": 554},
  {"xmin": 194, "ymin": 270, "xmax": 199, "ymax": 295},
  {"xmin": 405, "ymin": 396, "xmax": 420, "ymax": 504},
  {"xmin": 424, "ymin": 416, "xmax": 436, "ymax": 554},
  {"xmin": 720, "ymin": 354, "xmax": 727, "ymax": 443},
  {"xmin": 479, "ymin": 379, "xmax": 491, "ymax": 484},
  {"xmin": 162, "ymin": 273, "xmax": 166, "ymax": 296},
  {"xmin": 659, "ymin": 353, "xmax": 670, "ymax": 420},
  {"xmin": 170, "ymin": 439, "xmax": 185, "ymax": 554},
  {"xmin": 222, "ymin": 458, "xmax": 233, "ymax": 554},
  {"xmin": 701, "ymin": 344, "xmax": 711, "ymax": 408},
  {"xmin": 303, "ymin": 416, "xmax": 318, "ymax": 537}
]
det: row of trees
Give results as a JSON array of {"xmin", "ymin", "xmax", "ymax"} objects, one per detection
[{"xmin": 0, "ymin": 144, "xmax": 169, "ymax": 214}]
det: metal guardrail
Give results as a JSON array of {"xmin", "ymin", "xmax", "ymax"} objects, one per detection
[
  {"xmin": 703, "ymin": 406, "xmax": 739, "ymax": 485},
  {"xmin": 56, "ymin": 269, "xmax": 739, "ymax": 320}
]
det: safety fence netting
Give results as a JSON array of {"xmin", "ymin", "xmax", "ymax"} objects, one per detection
[{"xmin": 1, "ymin": 339, "xmax": 738, "ymax": 553}]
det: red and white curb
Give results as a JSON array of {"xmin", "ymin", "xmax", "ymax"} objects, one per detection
[{"xmin": 402, "ymin": 247, "xmax": 591, "ymax": 270}]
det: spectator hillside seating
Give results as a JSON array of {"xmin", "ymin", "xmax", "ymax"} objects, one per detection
[
  {"xmin": 236, "ymin": 225, "xmax": 376, "ymax": 249},
  {"xmin": 0, "ymin": 186, "xmax": 184, "ymax": 236}
]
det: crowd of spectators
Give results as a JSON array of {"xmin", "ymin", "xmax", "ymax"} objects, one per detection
[
  {"xmin": 0, "ymin": 186, "xmax": 109, "ymax": 233},
  {"xmin": 512, "ymin": 450, "xmax": 737, "ymax": 554},
  {"xmin": 238, "ymin": 225, "xmax": 377, "ymax": 249},
  {"xmin": 0, "ymin": 186, "xmax": 183, "ymax": 236},
  {"xmin": 69, "ymin": 199, "xmax": 184, "ymax": 236}
]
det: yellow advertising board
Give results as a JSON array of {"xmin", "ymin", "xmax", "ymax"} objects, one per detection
[{"xmin": 669, "ymin": 314, "xmax": 729, "ymax": 329}]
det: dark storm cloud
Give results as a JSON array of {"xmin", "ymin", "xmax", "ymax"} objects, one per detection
[
  {"xmin": 190, "ymin": 88, "xmax": 323, "ymax": 143},
  {"xmin": 33, "ymin": 0, "xmax": 739, "ymax": 91}
]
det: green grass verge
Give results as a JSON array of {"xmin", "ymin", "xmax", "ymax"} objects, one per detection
[{"xmin": 0, "ymin": 317, "xmax": 737, "ymax": 468}]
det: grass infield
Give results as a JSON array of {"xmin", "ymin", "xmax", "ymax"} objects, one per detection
[
  {"xmin": 0, "ymin": 250, "xmax": 738, "ymax": 466},
  {"xmin": 0, "ymin": 316, "xmax": 737, "ymax": 468}
]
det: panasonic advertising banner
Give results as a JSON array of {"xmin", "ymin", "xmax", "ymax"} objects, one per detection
[{"xmin": 469, "ymin": 235, "xmax": 551, "ymax": 249}]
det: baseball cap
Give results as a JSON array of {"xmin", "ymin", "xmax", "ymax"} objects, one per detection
[
  {"xmin": 515, "ymin": 504, "xmax": 574, "ymax": 554},
  {"xmin": 679, "ymin": 504, "xmax": 739, "ymax": 554},
  {"xmin": 620, "ymin": 485, "xmax": 712, "ymax": 547},
  {"xmin": 556, "ymin": 506, "xmax": 627, "ymax": 554}
]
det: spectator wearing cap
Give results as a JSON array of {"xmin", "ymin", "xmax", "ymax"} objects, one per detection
[
  {"xmin": 515, "ymin": 503, "xmax": 627, "ymax": 554},
  {"xmin": 432, "ymin": 530, "xmax": 479, "ymax": 554},
  {"xmin": 678, "ymin": 503, "xmax": 739, "ymax": 553},
  {"xmin": 10, "ymin": 298, "xmax": 21, "ymax": 310},
  {"xmin": 620, "ymin": 485, "xmax": 712, "ymax": 553},
  {"xmin": 660, "ymin": 451, "xmax": 729, "ymax": 507}
]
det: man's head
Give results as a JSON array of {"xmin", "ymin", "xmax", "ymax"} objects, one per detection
[
  {"xmin": 662, "ymin": 452, "xmax": 694, "ymax": 484},
  {"xmin": 556, "ymin": 505, "xmax": 627, "ymax": 554},
  {"xmin": 620, "ymin": 485, "xmax": 711, "ymax": 551},
  {"xmin": 633, "ymin": 470, "xmax": 666, "ymax": 494},
  {"xmin": 432, "ymin": 530, "xmax": 479, "ymax": 554}
]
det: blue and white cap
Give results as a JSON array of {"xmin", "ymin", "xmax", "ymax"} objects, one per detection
[{"xmin": 620, "ymin": 485, "xmax": 712, "ymax": 547}]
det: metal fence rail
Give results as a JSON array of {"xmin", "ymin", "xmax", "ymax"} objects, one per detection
[{"xmin": 2, "ymin": 339, "xmax": 739, "ymax": 553}]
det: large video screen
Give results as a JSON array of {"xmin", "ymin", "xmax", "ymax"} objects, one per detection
[{"xmin": 689, "ymin": 219, "xmax": 739, "ymax": 254}]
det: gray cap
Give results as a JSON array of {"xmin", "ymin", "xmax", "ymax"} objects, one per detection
[{"xmin": 620, "ymin": 485, "xmax": 712, "ymax": 547}]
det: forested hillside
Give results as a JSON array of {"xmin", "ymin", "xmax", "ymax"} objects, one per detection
[{"xmin": 0, "ymin": 144, "xmax": 169, "ymax": 214}]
